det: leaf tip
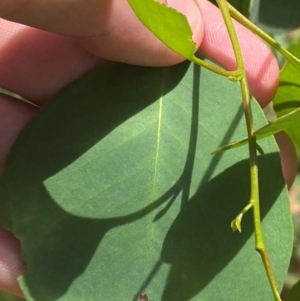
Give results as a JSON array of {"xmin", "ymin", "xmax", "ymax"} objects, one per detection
[{"xmin": 231, "ymin": 216, "xmax": 242, "ymax": 233}]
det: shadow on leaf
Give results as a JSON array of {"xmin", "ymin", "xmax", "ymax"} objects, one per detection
[{"xmin": 0, "ymin": 61, "xmax": 290, "ymax": 301}]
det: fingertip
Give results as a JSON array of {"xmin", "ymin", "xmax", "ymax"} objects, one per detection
[
  {"xmin": 0, "ymin": 226, "xmax": 26, "ymax": 298},
  {"xmin": 275, "ymin": 131, "xmax": 298, "ymax": 189},
  {"xmin": 0, "ymin": 94, "xmax": 37, "ymax": 175},
  {"xmin": 0, "ymin": 20, "xmax": 100, "ymax": 105}
]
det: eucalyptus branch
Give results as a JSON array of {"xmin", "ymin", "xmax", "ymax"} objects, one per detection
[
  {"xmin": 215, "ymin": 1, "xmax": 281, "ymax": 300},
  {"xmin": 126, "ymin": 0, "xmax": 293, "ymax": 299}
]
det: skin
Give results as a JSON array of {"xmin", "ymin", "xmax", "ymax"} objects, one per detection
[{"xmin": 0, "ymin": 0, "xmax": 296, "ymax": 298}]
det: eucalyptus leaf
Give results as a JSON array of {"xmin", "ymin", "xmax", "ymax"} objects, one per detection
[
  {"xmin": 0, "ymin": 61, "xmax": 292, "ymax": 301},
  {"xmin": 273, "ymin": 56, "xmax": 300, "ymax": 151}
]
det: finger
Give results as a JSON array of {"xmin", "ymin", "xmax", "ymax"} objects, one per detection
[
  {"xmin": 0, "ymin": 94, "xmax": 38, "ymax": 174},
  {"xmin": 0, "ymin": 0, "xmax": 203, "ymax": 67},
  {"xmin": 196, "ymin": 0, "xmax": 279, "ymax": 108},
  {"xmin": 0, "ymin": 225, "xmax": 26, "ymax": 298},
  {"xmin": 0, "ymin": 0, "xmax": 203, "ymax": 104},
  {"xmin": 0, "ymin": 20, "xmax": 100, "ymax": 105},
  {"xmin": 0, "ymin": 94, "xmax": 38, "ymax": 298}
]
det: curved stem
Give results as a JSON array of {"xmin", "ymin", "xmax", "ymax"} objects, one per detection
[{"xmin": 190, "ymin": 55, "xmax": 244, "ymax": 79}]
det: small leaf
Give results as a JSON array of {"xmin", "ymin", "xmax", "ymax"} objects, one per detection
[
  {"xmin": 255, "ymin": 107, "xmax": 300, "ymax": 137},
  {"xmin": 231, "ymin": 214, "xmax": 242, "ymax": 232},
  {"xmin": 273, "ymin": 53, "xmax": 300, "ymax": 151},
  {"xmin": 212, "ymin": 107, "xmax": 300, "ymax": 154},
  {"xmin": 127, "ymin": 0, "xmax": 196, "ymax": 59},
  {"xmin": 211, "ymin": 137, "xmax": 248, "ymax": 155}
]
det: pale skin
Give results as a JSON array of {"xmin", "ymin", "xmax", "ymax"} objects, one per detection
[{"xmin": 0, "ymin": 0, "xmax": 297, "ymax": 298}]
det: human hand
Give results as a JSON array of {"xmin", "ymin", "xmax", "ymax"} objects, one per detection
[{"xmin": 0, "ymin": 0, "xmax": 296, "ymax": 298}]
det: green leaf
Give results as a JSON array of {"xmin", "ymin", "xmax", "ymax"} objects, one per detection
[
  {"xmin": 212, "ymin": 107, "xmax": 300, "ymax": 154},
  {"xmin": 273, "ymin": 55, "xmax": 300, "ymax": 151},
  {"xmin": 230, "ymin": 214, "xmax": 242, "ymax": 232},
  {"xmin": 285, "ymin": 280, "xmax": 300, "ymax": 301},
  {"xmin": 288, "ymin": 40, "xmax": 300, "ymax": 59},
  {"xmin": 127, "ymin": 0, "xmax": 196, "ymax": 60},
  {"xmin": 255, "ymin": 107, "xmax": 300, "ymax": 137},
  {"xmin": 0, "ymin": 62, "xmax": 292, "ymax": 301}
]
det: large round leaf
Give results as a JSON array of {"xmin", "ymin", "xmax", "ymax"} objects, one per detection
[{"xmin": 0, "ymin": 61, "xmax": 292, "ymax": 300}]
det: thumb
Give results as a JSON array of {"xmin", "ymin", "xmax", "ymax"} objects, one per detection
[{"xmin": 0, "ymin": 0, "xmax": 204, "ymax": 66}]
